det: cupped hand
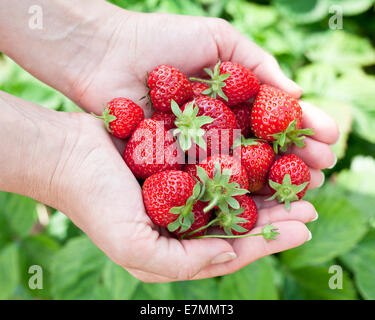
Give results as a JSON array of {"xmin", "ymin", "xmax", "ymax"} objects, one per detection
[{"xmin": 58, "ymin": 10, "xmax": 339, "ymax": 282}]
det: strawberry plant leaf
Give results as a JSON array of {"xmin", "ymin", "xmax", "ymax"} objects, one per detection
[
  {"xmin": 340, "ymin": 230, "xmax": 375, "ymax": 299},
  {"xmin": 284, "ymin": 264, "xmax": 357, "ymax": 300},
  {"xmin": 50, "ymin": 236, "xmax": 108, "ymax": 299},
  {"xmin": 219, "ymin": 256, "xmax": 278, "ymax": 299},
  {"xmin": 281, "ymin": 184, "xmax": 367, "ymax": 269},
  {"xmin": 0, "ymin": 243, "xmax": 19, "ymax": 299},
  {"xmin": 101, "ymin": 261, "xmax": 140, "ymax": 300}
]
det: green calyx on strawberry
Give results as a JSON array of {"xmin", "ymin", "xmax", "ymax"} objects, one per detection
[
  {"xmin": 195, "ymin": 162, "xmax": 248, "ymax": 214},
  {"xmin": 171, "ymin": 99, "xmax": 214, "ymax": 151},
  {"xmin": 269, "ymin": 119, "xmax": 314, "ymax": 154},
  {"xmin": 91, "ymin": 107, "xmax": 117, "ymax": 133},
  {"xmin": 267, "ymin": 174, "xmax": 309, "ymax": 211},
  {"xmin": 216, "ymin": 207, "xmax": 249, "ymax": 235},
  {"xmin": 167, "ymin": 182, "xmax": 203, "ymax": 233},
  {"xmin": 189, "ymin": 61, "xmax": 230, "ymax": 102}
]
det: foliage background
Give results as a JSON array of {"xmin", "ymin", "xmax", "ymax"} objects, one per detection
[{"xmin": 1, "ymin": 0, "xmax": 375, "ymax": 300}]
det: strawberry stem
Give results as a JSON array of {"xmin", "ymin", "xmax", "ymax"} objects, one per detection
[
  {"xmin": 189, "ymin": 223, "xmax": 279, "ymax": 241},
  {"xmin": 179, "ymin": 217, "xmax": 219, "ymax": 240}
]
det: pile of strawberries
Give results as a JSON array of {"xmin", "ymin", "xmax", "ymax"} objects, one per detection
[{"xmin": 94, "ymin": 61, "xmax": 314, "ymax": 241}]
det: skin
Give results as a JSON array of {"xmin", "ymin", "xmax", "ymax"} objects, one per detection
[{"xmin": 0, "ymin": 0, "xmax": 339, "ymax": 282}]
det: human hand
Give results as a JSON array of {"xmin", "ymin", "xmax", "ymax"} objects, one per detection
[
  {"xmin": 0, "ymin": 3, "xmax": 339, "ymax": 282},
  {"xmin": 59, "ymin": 10, "xmax": 339, "ymax": 281}
]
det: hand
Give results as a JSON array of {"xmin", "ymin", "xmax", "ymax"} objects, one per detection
[
  {"xmin": 0, "ymin": 3, "xmax": 339, "ymax": 282},
  {"xmin": 60, "ymin": 10, "xmax": 338, "ymax": 282}
]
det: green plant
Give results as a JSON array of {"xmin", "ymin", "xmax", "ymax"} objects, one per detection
[{"xmin": 1, "ymin": 0, "xmax": 375, "ymax": 300}]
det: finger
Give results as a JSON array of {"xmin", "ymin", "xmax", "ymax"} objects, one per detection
[
  {"xmin": 309, "ymin": 168, "xmax": 325, "ymax": 189},
  {"xmin": 289, "ymin": 137, "xmax": 336, "ymax": 169},
  {"xmin": 227, "ymin": 31, "xmax": 302, "ymax": 98},
  {"xmin": 124, "ymin": 229, "xmax": 235, "ymax": 282},
  {"xmin": 300, "ymin": 101, "xmax": 340, "ymax": 144},
  {"xmin": 256, "ymin": 200, "xmax": 317, "ymax": 226},
  {"xmin": 193, "ymin": 220, "xmax": 311, "ymax": 279}
]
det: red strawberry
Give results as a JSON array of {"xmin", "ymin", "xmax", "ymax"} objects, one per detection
[
  {"xmin": 250, "ymin": 85, "xmax": 314, "ymax": 153},
  {"xmin": 268, "ymin": 154, "xmax": 311, "ymax": 210},
  {"xmin": 198, "ymin": 154, "xmax": 249, "ymax": 189},
  {"xmin": 123, "ymin": 119, "xmax": 183, "ymax": 179},
  {"xmin": 190, "ymin": 61, "xmax": 259, "ymax": 107},
  {"xmin": 216, "ymin": 194, "xmax": 258, "ymax": 235},
  {"xmin": 234, "ymin": 137, "xmax": 275, "ymax": 192},
  {"xmin": 142, "ymin": 170, "xmax": 209, "ymax": 233},
  {"xmin": 191, "ymin": 81, "xmax": 209, "ymax": 98},
  {"xmin": 232, "ymin": 102, "xmax": 252, "ymax": 138},
  {"xmin": 92, "ymin": 97, "xmax": 144, "ymax": 139},
  {"xmin": 172, "ymin": 97, "xmax": 238, "ymax": 160},
  {"xmin": 173, "ymin": 201, "xmax": 212, "ymax": 239},
  {"xmin": 151, "ymin": 110, "xmax": 176, "ymax": 131},
  {"xmin": 190, "ymin": 154, "xmax": 249, "ymax": 214},
  {"xmin": 148, "ymin": 65, "xmax": 193, "ymax": 112}
]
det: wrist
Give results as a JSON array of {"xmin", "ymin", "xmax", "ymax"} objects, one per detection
[
  {"xmin": 0, "ymin": 91, "xmax": 81, "ymax": 208},
  {"xmin": 0, "ymin": 0, "xmax": 132, "ymax": 111}
]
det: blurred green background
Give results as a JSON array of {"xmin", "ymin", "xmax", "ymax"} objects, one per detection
[{"xmin": 1, "ymin": 0, "xmax": 375, "ymax": 300}]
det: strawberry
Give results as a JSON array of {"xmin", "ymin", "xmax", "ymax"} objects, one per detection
[
  {"xmin": 143, "ymin": 170, "xmax": 210, "ymax": 234},
  {"xmin": 191, "ymin": 81, "xmax": 209, "ymax": 98},
  {"xmin": 231, "ymin": 102, "xmax": 252, "ymax": 138},
  {"xmin": 192, "ymin": 154, "xmax": 249, "ymax": 214},
  {"xmin": 216, "ymin": 195, "xmax": 258, "ymax": 235},
  {"xmin": 233, "ymin": 137, "xmax": 275, "ymax": 192},
  {"xmin": 92, "ymin": 97, "xmax": 144, "ymax": 139},
  {"xmin": 250, "ymin": 85, "xmax": 314, "ymax": 153},
  {"xmin": 123, "ymin": 119, "xmax": 183, "ymax": 179},
  {"xmin": 148, "ymin": 65, "xmax": 193, "ymax": 112},
  {"xmin": 190, "ymin": 61, "xmax": 259, "ymax": 107},
  {"xmin": 267, "ymin": 154, "xmax": 311, "ymax": 210},
  {"xmin": 172, "ymin": 97, "xmax": 238, "ymax": 160},
  {"xmin": 173, "ymin": 201, "xmax": 212, "ymax": 239},
  {"xmin": 151, "ymin": 110, "xmax": 176, "ymax": 131}
]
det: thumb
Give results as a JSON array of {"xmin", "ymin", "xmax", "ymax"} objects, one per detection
[{"xmin": 130, "ymin": 236, "xmax": 236, "ymax": 282}]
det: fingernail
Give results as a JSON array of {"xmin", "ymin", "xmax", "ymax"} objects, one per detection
[
  {"xmin": 211, "ymin": 252, "xmax": 237, "ymax": 265},
  {"xmin": 307, "ymin": 230, "xmax": 312, "ymax": 241},
  {"xmin": 318, "ymin": 172, "xmax": 325, "ymax": 188},
  {"xmin": 328, "ymin": 155, "xmax": 337, "ymax": 169},
  {"xmin": 311, "ymin": 210, "xmax": 319, "ymax": 222}
]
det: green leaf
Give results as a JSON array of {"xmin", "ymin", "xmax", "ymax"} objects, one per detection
[
  {"xmin": 102, "ymin": 261, "xmax": 140, "ymax": 300},
  {"xmin": 0, "ymin": 192, "xmax": 38, "ymax": 238},
  {"xmin": 341, "ymin": 230, "xmax": 375, "ymax": 299},
  {"xmin": 304, "ymin": 97, "xmax": 352, "ymax": 159},
  {"xmin": 284, "ymin": 264, "xmax": 357, "ymax": 300},
  {"xmin": 296, "ymin": 63, "xmax": 337, "ymax": 96},
  {"xmin": 0, "ymin": 243, "xmax": 20, "ymax": 299},
  {"xmin": 219, "ymin": 256, "xmax": 278, "ymax": 299},
  {"xmin": 273, "ymin": 0, "xmax": 330, "ymax": 24},
  {"xmin": 19, "ymin": 234, "xmax": 60, "ymax": 299},
  {"xmin": 281, "ymin": 184, "xmax": 367, "ymax": 269},
  {"xmin": 226, "ymin": 1, "xmax": 278, "ymax": 35},
  {"xmin": 336, "ymin": 156, "xmax": 375, "ymax": 223},
  {"xmin": 136, "ymin": 282, "xmax": 175, "ymax": 300},
  {"xmin": 306, "ymin": 31, "xmax": 375, "ymax": 70},
  {"xmin": 328, "ymin": 0, "xmax": 374, "ymax": 16},
  {"xmin": 50, "ymin": 236, "xmax": 107, "ymax": 299},
  {"xmin": 172, "ymin": 278, "xmax": 219, "ymax": 300}
]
